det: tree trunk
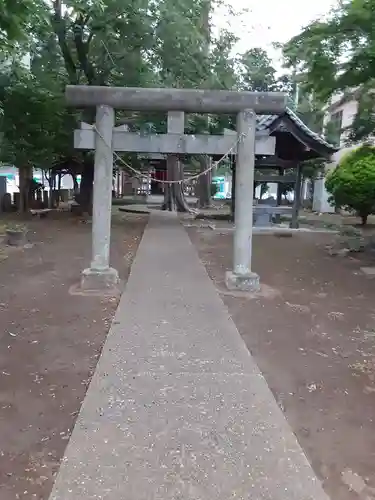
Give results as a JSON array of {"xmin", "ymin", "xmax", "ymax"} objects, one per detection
[
  {"xmin": 197, "ymin": 156, "xmax": 212, "ymax": 208},
  {"xmin": 231, "ymin": 160, "xmax": 236, "ymax": 221},
  {"xmin": 361, "ymin": 213, "xmax": 368, "ymax": 226},
  {"xmin": 72, "ymin": 174, "xmax": 79, "ymax": 194},
  {"xmin": 172, "ymin": 159, "xmax": 193, "ymax": 212},
  {"xmin": 162, "ymin": 157, "xmax": 194, "ymax": 212},
  {"xmin": 275, "ymin": 168, "xmax": 283, "ymax": 223},
  {"xmin": 78, "ymin": 157, "xmax": 94, "ymax": 215},
  {"xmin": 196, "ymin": 0, "xmax": 212, "ymax": 210},
  {"xmin": 290, "ymin": 163, "xmax": 302, "ymax": 229},
  {"xmin": 18, "ymin": 165, "xmax": 33, "ymax": 213},
  {"xmin": 47, "ymin": 173, "xmax": 55, "ymax": 208},
  {"xmin": 116, "ymin": 169, "xmax": 121, "ymax": 198},
  {"xmin": 75, "ymin": 154, "xmax": 94, "ymax": 215},
  {"xmin": 56, "ymin": 173, "xmax": 62, "ymax": 207},
  {"xmin": 162, "ymin": 159, "xmax": 173, "ymax": 211},
  {"xmin": 19, "ymin": 172, "xmax": 26, "ymax": 213}
]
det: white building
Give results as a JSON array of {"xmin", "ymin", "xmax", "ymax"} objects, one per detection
[
  {"xmin": 0, "ymin": 165, "xmax": 78, "ymax": 196},
  {"xmin": 313, "ymin": 92, "xmax": 360, "ymax": 212}
]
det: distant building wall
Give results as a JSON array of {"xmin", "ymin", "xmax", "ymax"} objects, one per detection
[
  {"xmin": 0, "ymin": 165, "xmax": 78, "ymax": 194},
  {"xmin": 313, "ymin": 96, "xmax": 364, "ymax": 212},
  {"xmin": 326, "ymin": 98, "xmax": 359, "ymax": 167}
]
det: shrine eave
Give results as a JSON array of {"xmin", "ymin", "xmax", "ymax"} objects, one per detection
[{"xmin": 256, "ymin": 108, "xmax": 338, "ymax": 158}]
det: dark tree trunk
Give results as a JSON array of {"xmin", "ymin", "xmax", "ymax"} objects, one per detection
[
  {"xmin": 197, "ymin": 156, "xmax": 212, "ymax": 208},
  {"xmin": 18, "ymin": 166, "xmax": 33, "ymax": 213},
  {"xmin": 290, "ymin": 163, "xmax": 302, "ymax": 229},
  {"xmin": 116, "ymin": 169, "xmax": 121, "ymax": 198},
  {"xmin": 46, "ymin": 172, "xmax": 55, "ymax": 208},
  {"xmin": 360, "ymin": 213, "xmax": 368, "ymax": 226},
  {"xmin": 162, "ymin": 157, "xmax": 174, "ymax": 211},
  {"xmin": 78, "ymin": 156, "xmax": 94, "ymax": 215},
  {"xmin": 162, "ymin": 156, "xmax": 194, "ymax": 213},
  {"xmin": 56, "ymin": 173, "xmax": 62, "ymax": 207},
  {"xmin": 275, "ymin": 167, "xmax": 283, "ymax": 223},
  {"xmin": 231, "ymin": 159, "xmax": 236, "ymax": 222},
  {"xmin": 172, "ymin": 159, "xmax": 193, "ymax": 212},
  {"xmin": 72, "ymin": 174, "xmax": 79, "ymax": 194}
]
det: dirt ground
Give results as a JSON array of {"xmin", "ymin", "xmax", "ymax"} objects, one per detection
[
  {"xmin": 188, "ymin": 225, "xmax": 375, "ymax": 500},
  {"xmin": 299, "ymin": 209, "xmax": 375, "ymax": 230},
  {"xmin": 0, "ymin": 211, "xmax": 148, "ymax": 500}
]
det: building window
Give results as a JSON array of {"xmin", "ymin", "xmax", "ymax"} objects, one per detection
[{"xmin": 326, "ymin": 110, "xmax": 343, "ymax": 147}]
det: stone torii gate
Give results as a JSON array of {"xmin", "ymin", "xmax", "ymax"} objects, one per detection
[{"xmin": 65, "ymin": 86, "xmax": 287, "ymax": 292}]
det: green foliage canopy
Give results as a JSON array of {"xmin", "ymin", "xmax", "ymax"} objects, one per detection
[
  {"xmin": 283, "ymin": 0, "xmax": 375, "ymax": 143},
  {"xmin": 0, "ymin": 0, "xmax": 45, "ymax": 48}
]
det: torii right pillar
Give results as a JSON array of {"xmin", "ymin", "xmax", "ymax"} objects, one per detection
[{"xmin": 225, "ymin": 109, "xmax": 260, "ymax": 292}]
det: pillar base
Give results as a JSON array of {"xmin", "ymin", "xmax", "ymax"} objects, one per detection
[
  {"xmin": 80, "ymin": 266, "xmax": 119, "ymax": 291},
  {"xmin": 225, "ymin": 270, "xmax": 260, "ymax": 292}
]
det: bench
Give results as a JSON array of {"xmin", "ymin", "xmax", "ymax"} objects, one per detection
[{"xmin": 30, "ymin": 209, "xmax": 52, "ymax": 219}]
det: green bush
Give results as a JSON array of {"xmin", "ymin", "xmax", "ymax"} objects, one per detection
[{"xmin": 325, "ymin": 145, "xmax": 375, "ymax": 225}]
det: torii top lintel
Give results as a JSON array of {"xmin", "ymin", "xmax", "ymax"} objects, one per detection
[{"xmin": 65, "ymin": 85, "xmax": 288, "ymax": 115}]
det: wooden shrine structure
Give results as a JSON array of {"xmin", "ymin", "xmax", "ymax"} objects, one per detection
[{"xmin": 251, "ymin": 108, "xmax": 337, "ymax": 227}]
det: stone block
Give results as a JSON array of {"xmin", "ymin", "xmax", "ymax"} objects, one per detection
[
  {"xmin": 1, "ymin": 193, "xmax": 12, "ymax": 212},
  {"xmin": 80, "ymin": 267, "xmax": 119, "ymax": 292},
  {"xmin": 361, "ymin": 267, "xmax": 375, "ymax": 276},
  {"xmin": 6, "ymin": 229, "xmax": 28, "ymax": 247},
  {"xmin": 225, "ymin": 270, "xmax": 260, "ymax": 292},
  {"xmin": 254, "ymin": 212, "xmax": 272, "ymax": 227}
]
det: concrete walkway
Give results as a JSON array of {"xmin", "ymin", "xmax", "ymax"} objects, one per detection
[{"xmin": 49, "ymin": 212, "xmax": 329, "ymax": 500}]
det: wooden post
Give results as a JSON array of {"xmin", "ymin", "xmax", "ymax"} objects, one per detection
[
  {"xmin": 290, "ymin": 163, "xmax": 302, "ymax": 229},
  {"xmin": 116, "ymin": 169, "xmax": 120, "ymax": 198},
  {"xmin": 275, "ymin": 167, "xmax": 283, "ymax": 223},
  {"xmin": 121, "ymin": 170, "xmax": 126, "ymax": 197},
  {"xmin": 231, "ymin": 157, "xmax": 236, "ymax": 221}
]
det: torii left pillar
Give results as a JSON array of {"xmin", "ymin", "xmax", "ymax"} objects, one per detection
[
  {"xmin": 81, "ymin": 105, "xmax": 119, "ymax": 291},
  {"xmin": 225, "ymin": 109, "xmax": 259, "ymax": 292}
]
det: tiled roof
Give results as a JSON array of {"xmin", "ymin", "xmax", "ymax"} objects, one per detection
[{"xmin": 256, "ymin": 107, "xmax": 337, "ymax": 152}]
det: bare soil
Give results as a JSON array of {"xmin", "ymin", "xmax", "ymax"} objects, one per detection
[
  {"xmin": 188, "ymin": 226, "xmax": 375, "ymax": 500},
  {"xmin": 0, "ymin": 211, "xmax": 148, "ymax": 500}
]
